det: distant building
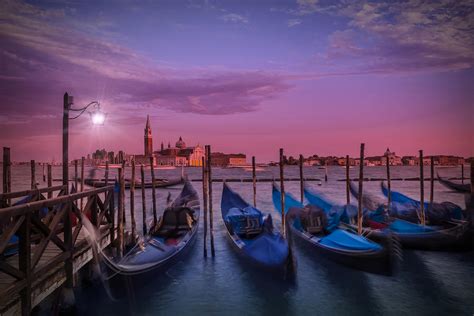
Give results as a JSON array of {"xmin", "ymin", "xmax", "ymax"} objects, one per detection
[
  {"xmin": 402, "ymin": 156, "xmax": 417, "ymax": 166},
  {"xmin": 155, "ymin": 136, "xmax": 204, "ymax": 167},
  {"xmin": 382, "ymin": 148, "xmax": 402, "ymax": 166},
  {"xmin": 144, "ymin": 115, "xmax": 153, "ymax": 157},
  {"xmin": 211, "ymin": 152, "xmax": 247, "ymax": 167}
]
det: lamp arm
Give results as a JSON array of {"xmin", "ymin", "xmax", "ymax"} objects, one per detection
[{"xmin": 69, "ymin": 101, "xmax": 100, "ymax": 120}]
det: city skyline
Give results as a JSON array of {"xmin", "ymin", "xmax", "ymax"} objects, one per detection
[{"xmin": 1, "ymin": 0, "xmax": 472, "ymax": 162}]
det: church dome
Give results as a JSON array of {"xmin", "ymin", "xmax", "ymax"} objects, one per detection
[{"xmin": 176, "ymin": 136, "xmax": 186, "ymax": 149}]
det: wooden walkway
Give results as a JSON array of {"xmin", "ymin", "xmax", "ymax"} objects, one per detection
[{"xmin": 0, "ymin": 185, "xmax": 116, "ymax": 315}]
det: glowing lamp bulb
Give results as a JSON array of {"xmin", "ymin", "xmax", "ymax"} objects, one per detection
[{"xmin": 91, "ymin": 111, "xmax": 105, "ymax": 125}]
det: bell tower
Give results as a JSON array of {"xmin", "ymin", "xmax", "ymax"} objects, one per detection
[{"xmin": 144, "ymin": 115, "xmax": 153, "ymax": 156}]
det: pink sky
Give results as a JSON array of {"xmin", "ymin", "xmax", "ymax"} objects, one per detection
[{"xmin": 1, "ymin": 1, "xmax": 472, "ymax": 162}]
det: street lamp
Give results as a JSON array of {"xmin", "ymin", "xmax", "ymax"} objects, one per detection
[
  {"xmin": 61, "ymin": 92, "xmax": 106, "ymax": 301},
  {"xmin": 62, "ymin": 92, "xmax": 106, "ymax": 194}
]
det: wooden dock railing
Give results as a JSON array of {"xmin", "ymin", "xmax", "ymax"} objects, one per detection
[{"xmin": 0, "ymin": 184, "xmax": 115, "ymax": 315}]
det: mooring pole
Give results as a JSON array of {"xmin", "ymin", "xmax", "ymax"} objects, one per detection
[
  {"xmin": 80, "ymin": 156, "xmax": 85, "ymax": 210},
  {"xmin": 357, "ymin": 143, "xmax": 365, "ymax": 235},
  {"xmin": 419, "ymin": 150, "xmax": 425, "ymax": 225},
  {"xmin": 461, "ymin": 163, "xmax": 465, "ymax": 184},
  {"xmin": 346, "ymin": 155, "xmax": 350, "ymax": 205},
  {"xmin": 140, "ymin": 164, "xmax": 147, "ymax": 235},
  {"xmin": 252, "ymin": 156, "xmax": 257, "ymax": 207},
  {"xmin": 325, "ymin": 165, "xmax": 328, "ymax": 182},
  {"xmin": 430, "ymin": 156, "xmax": 434, "ymax": 209},
  {"xmin": 299, "ymin": 154, "xmax": 304, "ymax": 204},
  {"xmin": 42, "ymin": 163, "xmax": 46, "ymax": 182},
  {"xmin": 30, "ymin": 160, "xmax": 36, "ymax": 189},
  {"xmin": 130, "ymin": 158, "xmax": 136, "ymax": 238},
  {"xmin": 47, "ymin": 164, "xmax": 52, "ymax": 199},
  {"xmin": 279, "ymin": 148, "xmax": 286, "ymax": 237},
  {"xmin": 386, "ymin": 155, "xmax": 391, "ymax": 211},
  {"xmin": 117, "ymin": 167, "xmax": 125, "ymax": 257},
  {"xmin": 206, "ymin": 145, "xmax": 215, "ymax": 257},
  {"xmin": 3, "ymin": 147, "xmax": 11, "ymax": 206},
  {"xmin": 202, "ymin": 156, "xmax": 208, "ymax": 258},
  {"xmin": 470, "ymin": 161, "xmax": 474, "ymax": 230},
  {"xmin": 149, "ymin": 156, "xmax": 158, "ymax": 228}
]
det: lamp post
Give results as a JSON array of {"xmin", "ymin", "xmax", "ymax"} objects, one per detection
[{"xmin": 61, "ymin": 92, "xmax": 105, "ymax": 307}]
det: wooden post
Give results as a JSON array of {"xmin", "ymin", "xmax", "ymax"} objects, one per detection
[
  {"xmin": 42, "ymin": 163, "xmax": 46, "ymax": 182},
  {"xmin": 140, "ymin": 164, "xmax": 147, "ymax": 235},
  {"xmin": 130, "ymin": 159, "xmax": 136, "ymax": 238},
  {"xmin": 252, "ymin": 156, "xmax": 257, "ymax": 207},
  {"xmin": 279, "ymin": 148, "xmax": 286, "ymax": 237},
  {"xmin": 386, "ymin": 155, "xmax": 391, "ymax": 210},
  {"xmin": 206, "ymin": 145, "xmax": 215, "ymax": 257},
  {"xmin": 419, "ymin": 150, "xmax": 425, "ymax": 225},
  {"xmin": 430, "ymin": 156, "xmax": 434, "ymax": 208},
  {"xmin": 3, "ymin": 147, "xmax": 11, "ymax": 206},
  {"xmin": 346, "ymin": 155, "xmax": 350, "ymax": 205},
  {"xmin": 470, "ymin": 161, "xmax": 474, "ymax": 230},
  {"xmin": 324, "ymin": 165, "xmax": 328, "ymax": 182},
  {"xmin": 149, "ymin": 156, "xmax": 158, "ymax": 227},
  {"xmin": 105, "ymin": 161, "xmax": 109, "ymax": 186},
  {"xmin": 74, "ymin": 160, "xmax": 78, "ymax": 193},
  {"xmin": 202, "ymin": 156, "xmax": 208, "ymax": 258},
  {"xmin": 121, "ymin": 161, "xmax": 126, "ymax": 225},
  {"xmin": 357, "ymin": 143, "xmax": 365, "ymax": 235},
  {"xmin": 80, "ymin": 157, "xmax": 85, "ymax": 210},
  {"xmin": 30, "ymin": 160, "xmax": 36, "ymax": 189},
  {"xmin": 18, "ymin": 213, "xmax": 31, "ymax": 315},
  {"xmin": 461, "ymin": 163, "xmax": 464, "ymax": 184},
  {"xmin": 117, "ymin": 168, "xmax": 125, "ymax": 257},
  {"xmin": 299, "ymin": 154, "xmax": 304, "ymax": 204},
  {"xmin": 47, "ymin": 164, "xmax": 52, "ymax": 199}
]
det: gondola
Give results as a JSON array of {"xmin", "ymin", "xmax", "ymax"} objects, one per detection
[
  {"xmin": 345, "ymin": 182, "xmax": 470, "ymax": 250},
  {"xmin": 273, "ymin": 184, "xmax": 394, "ymax": 275},
  {"xmin": 102, "ymin": 180, "xmax": 199, "ymax": 287},
  {"xmin": 221, "ymin": 182, "xmax": 292, "ymax": 274},
  {"xmin": 437, "ymin": 174, "xmax": 470, "ymax": 193},
  {"xmin": 85, "ymin": 177, "xmax": 184, "ymax": 189}
]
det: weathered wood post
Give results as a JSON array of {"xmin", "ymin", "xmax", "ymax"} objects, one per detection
[
  {"xmin": 386, "ymin": 155, "xmax": 391, "ymax": 211},
  {"xmin": 279, "ymin": 148, "xmax": 286, "ymax": 237},
  {"xmin": 202, "ymin": 156, "xmax": 208, "ymax": 257},
  {"xmin": 117, "ymin": 167, "xmax": 125, "ymax": 257},
  {"xmin": 357, "ymin": 143, "xmax": 365, "ymax": 235},
  {"xmin": 47, "ymin": 164, "xmax": 52, "ymax": 199},
  {"xmin": 3, "ymin": 147, "xmax": 11, "ymax": 206},
  {"xmin": 419, "ymin": 150, "xmax": 425, "ymax": 225},
  {"xmin": 252, "ymin": 156, "xmax": 257, "ymax": 207},
  {"xmin": 346, "ymin": 155, "xmax": 350, "ymax": 205},
  {"xmin": 105, "ymin": 161, "xmax": 109, "ymax": 186},
  {"xmin": 430, "ymin": 156, "xmax": 434, "ymax": 208},
  {"xmin": 30, "ymin": 160, "xmax": 36, "ymax": 189},
  {"xmin": 206, "ymin": 145, "xmax": 215, "ymax": 257},
  {"xmin": 149, "ymin": 156, "xmax": 158, "ymax": 228},
  {"xmin": 470, "ymin": 161, "xmax": 474, "ymax": 230},
  {"xmin": 18, "ymin": 212, "xmax": 31, "ymax": 314},
  {"xmin": 325, "ymin": 165, "xmax": 328, "ymax": 182},
  {"xmin": 461, "ymin": 163, "xmax": 465, "ymax": 184},
  {"xmin": 121, "ymin": 161, "xmax": 126, "ymax": 225},
  {"xmin": 42, "ymin": 163, "xmax": 46, "ymax": 182},
  {"xmin": 130, "ymin": 158, "xmax": 136, "ymax": 238},
  {"xmin": 140, "ymin": 164, "xmax": 147, "ymax": 235},
  {"xmin": 74, "ymin": 160, "xmax": 78, "ymax": 193},
  {"xmin": 80, "ymin": 157, "xmax": 85, "ymax": 210},
  {"xmin": 299, "ymin": 154, "xmax": 304, "ymax": 204}
]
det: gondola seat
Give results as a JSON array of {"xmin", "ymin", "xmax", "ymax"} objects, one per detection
[{"xmin": 154, "ymin": 207, "xmax": 195, "ymax": 237}]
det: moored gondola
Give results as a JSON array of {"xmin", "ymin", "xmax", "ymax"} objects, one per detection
[
  {"xmin": 437, "ymin": 174, "xmax": 470, "ymax": 193},
  {"xmin": 101, "ymin": 180, "xmax": 200, "ymax": 289},
  {"xmin": 221, "ymin": 182, "xmax": 293, "ymax": 275},
  {"xmin": 344, "ymin": 182, "xmax": 470, "ymax": 250},
  {"xmin": 273, "ymin": 184, "xmax": 394, "ymax": 275}
]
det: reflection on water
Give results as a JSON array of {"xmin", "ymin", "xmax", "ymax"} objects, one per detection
[{"xmin": 4, "ymin": 165, "xmax": 472, "ymax": 315}]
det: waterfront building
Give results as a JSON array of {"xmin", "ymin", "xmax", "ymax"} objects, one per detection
[
  {"xmin": 210, "ymin": 152, "xmax": 247, "ymax": 167},
  {"xmin": 382, "ymin": 148, "xmax": 403, "ymax": 166},
  {"xmin": 144, "ymin": 115, "xmax": 153, "ymax": 157}
]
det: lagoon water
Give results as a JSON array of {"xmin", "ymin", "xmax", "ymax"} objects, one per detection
[{"xmin": 3, "ymin": 165, "xmax": 473, "ymax": 315}]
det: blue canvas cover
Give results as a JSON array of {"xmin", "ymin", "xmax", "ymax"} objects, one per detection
[
  {"xmin": 225, "ymin": 206, "xmax": 263, "ymax": 235},
  {"xmin": 319, "ymin": 229, "xmax": 382, "ymax": 251},
  {"xmin": 244, "ymin": 233, "xmax": 289, "ymax": 266},
  {"xmin": 389, "ymin": 219, "xmax": 435, "ymax": 233}
]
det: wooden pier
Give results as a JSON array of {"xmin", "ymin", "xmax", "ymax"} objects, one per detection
[{"xmin": 0, "ymin": 184, "xmax": 115, "ymax": 315}]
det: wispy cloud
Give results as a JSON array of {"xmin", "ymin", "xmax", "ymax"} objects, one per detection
[
  {"xmin": 287, "ymin": 19, "xmax": 302, "ymax": 27},
  {"xmin": 219, "ymin": 13, "xmax": 248, "ymax": 24}
]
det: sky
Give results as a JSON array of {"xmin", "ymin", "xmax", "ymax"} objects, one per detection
[{"xmin": 0, "ymin": 0, "xmax": 473, "ymax": 162}]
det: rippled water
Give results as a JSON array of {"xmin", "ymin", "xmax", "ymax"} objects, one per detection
[{"xmin": 3, "ymin": 165, "xmax": 473, "ymax": 315}]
